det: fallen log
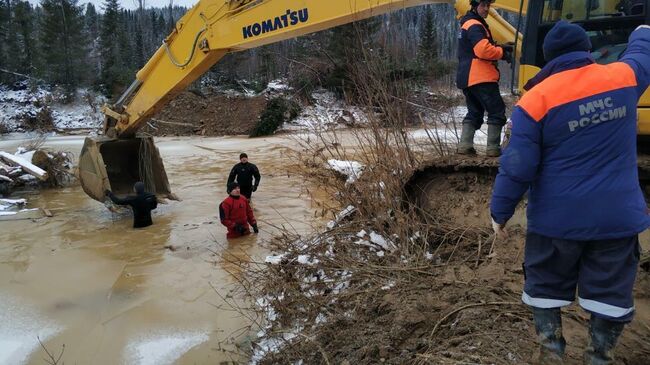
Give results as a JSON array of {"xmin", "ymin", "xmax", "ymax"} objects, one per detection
[{"xmin": 0, "ymin": 151, "xmax": 48, "ymax": 181}]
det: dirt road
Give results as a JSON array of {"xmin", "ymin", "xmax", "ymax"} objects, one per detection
[{"xmin": 0, "ymin": 134, "xmax": 321, "ymax": 364}]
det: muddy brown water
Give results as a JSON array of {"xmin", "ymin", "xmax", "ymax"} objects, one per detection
[{"xmin": 0, "ymin": 135, "xmax": 322, "ymax": 364}]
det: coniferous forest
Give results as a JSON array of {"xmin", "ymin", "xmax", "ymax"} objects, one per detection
[{"xmin": 0, "ymin": 1, "xmax": 463, "ymax": 99}]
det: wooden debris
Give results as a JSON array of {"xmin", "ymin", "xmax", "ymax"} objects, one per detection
[{"xmin": 0, "ymin": 151, "xmax": 48, "ymax": 181}]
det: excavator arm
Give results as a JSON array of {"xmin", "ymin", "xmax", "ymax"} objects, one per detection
[
  {"xmin": 81, "ymin": 0, "xmax": 525, "ymax": 202},
  {"xmin": 105, "ymin": 0, "xmax": 525, "ymax": 137}
]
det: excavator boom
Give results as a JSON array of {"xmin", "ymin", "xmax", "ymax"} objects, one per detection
[{"xmin": 81, "ymin": 0, "xmax": 525, "ymax": 201}]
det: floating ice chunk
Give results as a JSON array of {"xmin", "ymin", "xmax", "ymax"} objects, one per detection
[{"xmin": 124, "ymin": 332, "xmax": 209, "ymax": 365}]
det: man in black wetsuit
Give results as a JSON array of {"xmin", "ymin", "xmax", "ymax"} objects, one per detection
[
  {"xmin": 227, "ymin": 153, "xmax": 261, "ymax": 201},
  {"xmin": 105, "ymin": 181, "xmax": 158, "ymax": 228}
]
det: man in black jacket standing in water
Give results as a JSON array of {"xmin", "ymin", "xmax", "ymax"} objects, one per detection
[
  {"xmin": 105, "ymin": 181, "xmax": 158, "ymax": 228},
  {"xmin": 227, "ymin": 153, "xmax": 261, "ymax": 201}
]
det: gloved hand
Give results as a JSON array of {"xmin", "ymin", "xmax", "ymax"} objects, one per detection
[
  {"xmin": 501, "ymin": 44, "xmax": 514, "ymax": 64},
  {"xmin": 252, "ymin": 223, "xmax": 259, "ymax": 233},
  {"xmin": 234, "ymin": 223, "xmax": 247, "ymax": 234},
  {"xmin": 491, "ymin": 217, "xmax": 508, "ymax": 238},
  {"xmin": 252, "ymin": 185, "xmax": 258, "ymax": 192}
]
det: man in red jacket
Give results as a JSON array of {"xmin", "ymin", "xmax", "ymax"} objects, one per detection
[{"xmin": 219, "ymin": 182, "xmax": 258, "ymax": 238}]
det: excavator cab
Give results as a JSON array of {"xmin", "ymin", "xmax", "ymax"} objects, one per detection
[{"xmin": 78, "ymin": 137, "xmax": 172, "ymax": 202}]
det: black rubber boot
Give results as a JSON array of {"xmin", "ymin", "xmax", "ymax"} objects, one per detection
[
  {"xmin": 457, "ymin": 123, "xmax": 477, "ymax": 155},
  {"xmin": 486, "ymin": 124, "xmax": 503, "ymax": 157},
  {"xmin": 583, "ymin": 316, "xmax": 625, "ymax": 365},
  {"xmin": 532, "ymin": 307, "xmax": 566, "ymax": 364}
]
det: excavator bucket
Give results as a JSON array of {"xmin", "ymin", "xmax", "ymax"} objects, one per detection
[{"xmin": 78, "ymin": 137, "xmax": 172, "ymax": 202}]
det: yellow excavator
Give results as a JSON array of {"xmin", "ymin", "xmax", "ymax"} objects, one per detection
[{"xmin": 78, "ymin": 0, "xmax": 649, "ymax": 201}]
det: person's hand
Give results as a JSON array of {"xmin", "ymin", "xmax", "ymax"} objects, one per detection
[
  {"xmin": 491, "ymin": 217, "xmax": 508, "ymax": 238},
  {"xmin": 235, "ymin": 224, "xmax": 246, "ymax": 234},
  {"xmin": 252, "ymin": 223, "xmax": 259, "ymax": 233},
  {"xmin": 501, "ymin": 44, "xmax": 514, "ymax": 64},
  {"xmin": 252, "ymin": 185, "xmax": 258, "ymax": 192}
]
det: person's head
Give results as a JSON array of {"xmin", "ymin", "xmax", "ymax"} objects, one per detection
[
  {"xmin": 471, "ymin": 0, "xmax": 494, "ymax": 18},
  {"xmin": 227, "ymin": 182, "xmax": 240, "ymax": 196},
  {"xmin": 134, "ymin": 181, "xmax": 145, "ymax": 195},
  {"xmin": 239, "ymin": 153, "xmax": 248, "ymax": 164},
  {"xmin": 543, "ymin": 20, "xmax": 592, "ymax": 62}
]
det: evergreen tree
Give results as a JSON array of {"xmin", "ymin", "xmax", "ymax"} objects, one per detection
[
  {"xmin": 3, "ymin": 0, "xmax": 19, "ymax": 74},
  {"xmin": 84, "ymin": 3, "xmax": 98, "ymax": 41},
  {"xmin": 325, "ymin": 18, "xmax": 381, "ymax": 97},
  {"xmin": 99, "ymin": 0, "xmax": 130, "ymax": 95},
  {"xmin": 13, "ymin": 1, "xmax": 37, "ymax": 75},
  {"xmin": 39, "ymin": 0, "xmax": 88, "ymax": 89},
  {"xmin": 134, "ymin": 4, "xmax": 145, "ymax": 69},
  {"xmin": 417, "ymin": 6, "xmax": 438, "ymax": 66},
  {"xmin": 84, "ymin": 2, "xmax": 100, "ymax": 84},
  {"xmin": 0, "ymin": 0, "xmax": 8, "ymax": 82}
]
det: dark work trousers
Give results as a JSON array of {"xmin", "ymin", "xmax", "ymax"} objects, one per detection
[
  {"xmin": 240, "ymin": 186, "xmax": 253, "ymax": 201},
  {"xmin": 462, "ymin": 82, "xmax": 506, "ymax": 129},
  {"xmin": 523, "ymin": 232, "xmax": 640, "ymax": 323}
]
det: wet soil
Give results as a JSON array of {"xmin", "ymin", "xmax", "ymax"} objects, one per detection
[
  {"xmin": 403, "ymin": 156, "xmax": 650, "ymax": 364},
  {"xmin": 260, "ymin": 155, "xmax": 650, "ymax": 364},
  {"xmin": 148, "ymin": 92, "xmax": 267, "ymax": 137},
  {"xmin": 0, "ymin": 134, "xmax": 323, "ymax": 364}
]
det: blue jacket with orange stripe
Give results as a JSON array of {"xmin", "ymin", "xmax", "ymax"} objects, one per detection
[
  {"xmin": 456, "ymin": 11, "xmax": 504, "ymax": 89},
  {"xmin": 490, "ymin": 26, "xmax": 650, "ymax": 240}
]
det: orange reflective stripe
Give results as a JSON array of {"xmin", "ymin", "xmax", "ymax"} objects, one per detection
[
  {"xmin": 518, "ymin": 62, "xmax": 638, "ymax": 122},
  {"xmin": 473, "ymin": 38, "xmax": 503, "ymax": 60},
  {"xmin": 468, "ymin": 59, "xmax": 499, "ymax": 87},
  {"xmin": 462, "ymin": 19, "xmax": 483, "ymax": 31}
]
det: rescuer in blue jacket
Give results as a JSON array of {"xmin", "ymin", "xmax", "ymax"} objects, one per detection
[
  {"xmin": 456, "ymin": 0, "xmax": 513, "ymax": 157},
  {"xmin": 490, "ymin": 22, "xmax": 650, "ymax": 364}
]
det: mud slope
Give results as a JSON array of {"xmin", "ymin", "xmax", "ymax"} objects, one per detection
[
  {"xmin": 149, "ymin": 91, "xmax": 267, "ymax": 136},
  {"xmin": 401, "ymin": 156, "xmax": 650, "ymax": 365},
  {"xmin": 259, "ymin": 155, "xmax": 650, "ymax": 364}
]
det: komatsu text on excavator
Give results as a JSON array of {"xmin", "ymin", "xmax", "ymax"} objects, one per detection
[{"xmin": 78, "ymin": 0, "xmax": 649, "ymax": 202}]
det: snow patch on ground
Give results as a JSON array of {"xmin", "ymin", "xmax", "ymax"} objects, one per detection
[
  {"xmin": 327, "ymin": 159, "xmax": 364, "ymax": 185},
  {"xmin": 0, "ymin": 85, "xmax": 104, "ymax": 132},
  {"xmin": 327, "ymin": 205, "xmax": 357, "ymax": 229},
  {"xmin": 124, "ymin": 331, "xmax": 209, "ymax": 365},
  {"xmin": 282, "ymin": 90, "xmax": 368, "ymax": 131},
  {"xmin": 0, "ymin": 295, "xmax": 62, "ymax": 365}
]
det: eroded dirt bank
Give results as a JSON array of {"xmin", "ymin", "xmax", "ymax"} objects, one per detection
[
  {"xmin": 147, "ymin": 92, "xmax": 268, "ymax": 137},
  {"xmin": 251, "ymin": 151, "xmax": 650, "ymax": 365},
  {"xmin": 0, "ymin": 134, "xmax": 323, "ymax": 364}
]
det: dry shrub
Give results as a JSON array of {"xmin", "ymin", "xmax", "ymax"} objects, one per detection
[
  {"xmin": 18, "ymin": 135, "xmax": 76, "ymax": 187},
  {"xmin": 212, "ymin": 38, "xmax": 547, "ymax": 365},
  {"xmin": 18, "ymin": 107, "xmax": 55, "ymax": 132},
  {"xmin": 20, "ymin": 133, "xmax": 48, "ymax": 151}
]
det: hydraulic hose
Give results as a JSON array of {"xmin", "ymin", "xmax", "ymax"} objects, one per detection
[
  {"xmin": 510, "ymin": 0, "xmax": 525, "ymax": 95},
  {"xmin": 163, "ymin": 27, "xmax": 207, "ymax": 68}
]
